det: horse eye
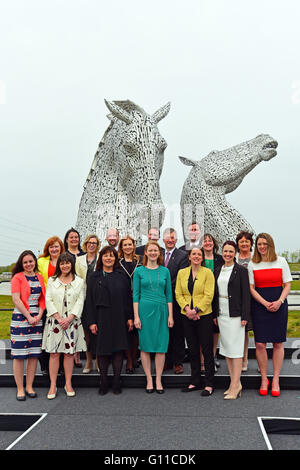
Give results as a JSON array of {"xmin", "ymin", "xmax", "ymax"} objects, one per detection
[{"xmin": 124, "ymin": 143, "xmax": 137, "ymax": 154}]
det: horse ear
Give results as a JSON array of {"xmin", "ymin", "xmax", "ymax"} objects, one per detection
[
  {"xmin": 152, "ymin": 102, "xmax": 171, "ymax": 124},
  {"xmin": 179, "ymin": 156, "xmax": 196, "ymax": 167},
  {"xmin": 104, "ymin": 100, "xmax": 133, "ymax": 124}
]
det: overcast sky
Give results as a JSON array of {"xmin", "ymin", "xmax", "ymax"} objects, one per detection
[{"xmin": 0, "ymin": 0, "xmax": 299, "ymax": 265}]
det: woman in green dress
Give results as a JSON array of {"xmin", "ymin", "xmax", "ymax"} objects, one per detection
[{"xmin": 133, "ymin": 241, "xmax": 173, "ymax": 394}]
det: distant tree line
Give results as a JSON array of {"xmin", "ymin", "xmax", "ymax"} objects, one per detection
[
  {"xmin": 280, "ymin": 250, "xmax": 300, "ymax": 264},
  {"xmin": 0, "ymin": 263, "xmax": 15, "ymax": 274}
]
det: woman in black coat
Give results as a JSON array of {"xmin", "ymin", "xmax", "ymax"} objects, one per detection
[
  {"xmin": 86, "ymin": 246, "xmax": 133, "ymax": 395},
  {"xmin": 212, "ymin": 241, "xmax": 251, "ymax": 400}
]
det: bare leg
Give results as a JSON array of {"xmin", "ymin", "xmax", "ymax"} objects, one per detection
[
  {"xmin": 140, "ymin": 351, "xmax": 153, "ymax": 389},
  {"xmin": 272, "ymin": 342, "xmax": 284, "ymax": 390},
  {"xmin": 255, "ymin": 342, "xmax": 268, "ymax": 388},
  {"xmin": 64, "ymin": 354, "xmax": 75, "ymax": 392},
  {"xmin": 13, "ymin": 358, "xmax": 25, "ymax": 396},
  {"xmin": 74, "ymin": 351, "xmax": 82, "ymax": 366},
  {"xmin": 243, "ymin": 332, "xmax": 249, "ymax": 369},
  {"xmin": 155, "ymin": 353, "xmax": 166, "ymax": 390},
  {"xmin": 225, "ymin": 357, "xmax": 242, "ymax": 396},
  {"xmin": 49, "ymin": 353, "xmax": 60, "ymax": 394},
  {"xmin": 231, "ymin": 358, "xmax": 242, "ymax": 389},
  {"xmin": 26, "ymin": 357, "xmax": 38, "ymax": 393}
]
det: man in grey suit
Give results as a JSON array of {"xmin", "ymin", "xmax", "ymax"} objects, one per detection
[{"xmin": 163, "ymin": 228, "xmax": 189, "ymax": 374}]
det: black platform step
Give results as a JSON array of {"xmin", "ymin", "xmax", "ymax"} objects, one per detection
[{"xmin": 1, "ymin": 359, "xmax": 300, "ymax": 390}]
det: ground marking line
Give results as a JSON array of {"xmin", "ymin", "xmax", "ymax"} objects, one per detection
[
  {"xmin": 4, "ymin": 412, "xmax": 48, "ymax": 450},
  {"xmin": 257, "ymin": 416, "xmax": 300, "ymax": 451}
]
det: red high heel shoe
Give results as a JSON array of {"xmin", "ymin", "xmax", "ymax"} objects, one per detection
[
  {"xmin": 271, "ymin": 382, "xmax": 280, "ymax": 397},
  {"xmin": 259, "ymin": 379, "xmax": 269, "ymax": 396}
]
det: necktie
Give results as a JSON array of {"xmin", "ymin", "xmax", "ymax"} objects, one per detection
[{"xmin": 165, "ymin": 251, "xmax": 171, "ymax": 267}]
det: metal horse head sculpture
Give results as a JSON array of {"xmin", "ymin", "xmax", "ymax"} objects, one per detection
[
  {"xmin": 76, "ymin": 99, "xmax": 170, "ymax": 243},
  {"xmin": 179, "ymin": 134, "xmax": 278, "ymax": 248}
]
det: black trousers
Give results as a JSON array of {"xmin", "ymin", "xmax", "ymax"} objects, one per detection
[
  {"xmin": 166, "ymin": 300, "xmax": 186, "ymax": 366},
  {"xmin": 183, "ymin": 313, "xmax": 214, "ymax": 388}
]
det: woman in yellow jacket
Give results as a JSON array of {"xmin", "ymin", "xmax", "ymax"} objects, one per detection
[{"xmin": 175, "ymin": 247, "xmax": 215, "ymax": 396}]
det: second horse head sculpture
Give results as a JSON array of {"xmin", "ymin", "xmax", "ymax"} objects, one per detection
[{"xmin": 179, "ymin": 134, "xmax": 278, "ymax": 248}]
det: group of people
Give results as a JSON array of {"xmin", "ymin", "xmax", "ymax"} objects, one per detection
[{"xmin": 10, "ymin": 223, "xmax": 292, "ymax": 401}]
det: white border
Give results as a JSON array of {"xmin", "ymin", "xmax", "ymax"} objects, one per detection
[
  {"xmin": 257, "ymin": 416, "xmax": 300, "ymax": 451},
  {"xmin": 1, "ymin": 413, "xmax": 48, "ymax": 450}
]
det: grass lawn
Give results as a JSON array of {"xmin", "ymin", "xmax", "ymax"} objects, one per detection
[
  {"xmin": 291, "ymin": 280, "xmax": 300, "ymax": 290},
  {"xmin": 1, "ymin": 295, "xmax": 300, "ymax": 339},
  {"xmin": 0, "ymin": 295, "xmax": 13, "ymax": 339},
  {"xmin": 290, "ymin": 263, "xmax": 300, "ymax": 271}
]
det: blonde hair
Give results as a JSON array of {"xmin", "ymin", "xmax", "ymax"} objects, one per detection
[
  {"xmin": 252, "ymin": 233, "xmax": 277, "ymax": 263},
  {"xmin": 82, "ymin": 234, "xmax": 101, "ymax": 253}
]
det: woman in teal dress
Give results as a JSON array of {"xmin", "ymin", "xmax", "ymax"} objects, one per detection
[{"xmin": 133, "ymin": 241, "xmax": 173, "ymax": 394}]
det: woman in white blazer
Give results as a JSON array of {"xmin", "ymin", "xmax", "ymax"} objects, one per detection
[
  {"xmin": 75, "ymin": 234, "xmax": 101, "ymax": 373},
  {"xmin": 42, "ymin": 253, "xmax": 86, "ymax": 399}
]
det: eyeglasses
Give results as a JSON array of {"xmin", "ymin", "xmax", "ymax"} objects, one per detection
[{"xmin": 87, "ymin": 242, "xmax": 98, "ymax": 245}]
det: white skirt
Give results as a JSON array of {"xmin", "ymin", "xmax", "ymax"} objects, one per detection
[{"xmin": 218, "ymin": 312, "xmax": 245, "ymax": 358}]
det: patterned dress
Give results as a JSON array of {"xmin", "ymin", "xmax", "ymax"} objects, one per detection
[
  {"xmin": 11, "ymin": 275, "xmax": 43, "ymax": 359},
  {"xmin": 42, "ymin": 281, "xmax": 86, "ymax": 354}
]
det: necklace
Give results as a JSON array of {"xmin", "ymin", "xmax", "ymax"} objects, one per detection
[
  {"xmin": 120, "ymin": 259, "xmax": 139, "ymax": 288},
  {"xmin": 146, "ymin": 266, "xmax": 160, "ymax": 292}
]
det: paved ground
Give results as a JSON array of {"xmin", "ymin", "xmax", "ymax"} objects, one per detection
[
  {"xmin": 1, "ymin": 386, "xmax": 300, "ymax": 451},
  {"xmin": 1, "ymin": 355, "xmax": 300, "ymax": 451}
]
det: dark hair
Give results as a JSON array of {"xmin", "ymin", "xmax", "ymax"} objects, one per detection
[
  {"xmin": 12, "ymin": 250, "xmax": 38, "ymax": 277},
  {"xmin": 235, "ymin": 231, "xmax": 254, "ymax": 252},
  {"xmin": 188, "ymin": 247, "xmax": 205, "ymax": 266},
  {"xmin": 96, "ymin": 246, "xmax": 119, "ymax": 271},
  {"xmin": 222, "ymin": 240, "xmax": 237, "ymax": 252},
  {"xmin": 64, "ymin": 227, "xmax": 82, "ymax": 251},
  {"xmin": 53, "ymin": 252, "xmax": 76, "ymax": 279},
  {"xmin": 203, "ymin": 233, "xmax": 219, "ymax": 254}
]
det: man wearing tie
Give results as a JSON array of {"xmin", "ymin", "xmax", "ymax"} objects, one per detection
[
  {"xmin": 179, "ymin": 222, "xmax": 202, "ymax": 252},
  {"xmin": 163, "ymin": 228, "xmax": 189, "ymax": 374}
]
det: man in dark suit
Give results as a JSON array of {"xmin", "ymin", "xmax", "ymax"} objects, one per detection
[
  {"xmin": 179, "ymin": 222, "xmax": 202, "ymax": 252},
  {"xmin": 162, "ymin": 228, "xmax": 189, "ymax": 374},
  {"xmin": 136, "ymin": 227, "xmax": 160, "ymax": 257}
]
